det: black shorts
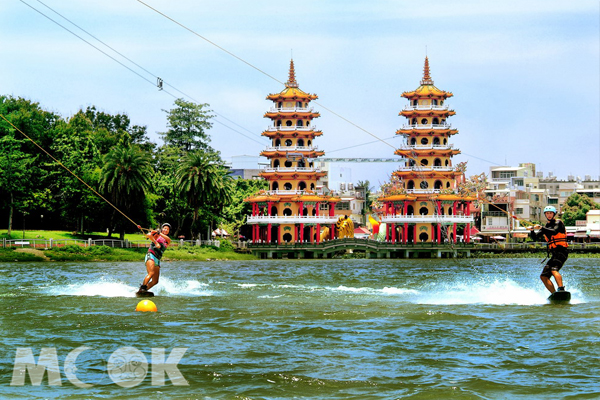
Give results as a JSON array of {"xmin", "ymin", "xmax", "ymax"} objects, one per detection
[{"xmin": 541, "ymin": 247, "xmax": 568, "ymax": 278}]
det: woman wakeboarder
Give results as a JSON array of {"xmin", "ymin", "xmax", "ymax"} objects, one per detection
[{"xmin": 137, "ymin": 223, "xmax": 172, "ymax": 297}]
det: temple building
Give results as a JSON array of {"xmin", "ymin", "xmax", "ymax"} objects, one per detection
[
  {"xmin": 245, "ymin": 60, "xmax": 340, "ymax": 244},
  {"xmin": 378, "ymin": 57, "xmax": 476, "ymax": 243}
]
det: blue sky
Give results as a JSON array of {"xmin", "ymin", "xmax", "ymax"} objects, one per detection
[{"xmin": 1, "ymin": 0, "xmax": 599, "ymax": 187}]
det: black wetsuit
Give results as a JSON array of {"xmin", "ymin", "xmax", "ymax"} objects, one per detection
[{"xmin": 529, "ymin": 219, "xmax": 568, "ymax": 277}]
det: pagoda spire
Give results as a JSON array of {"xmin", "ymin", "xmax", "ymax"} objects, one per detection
[
  {"xmin": 286, "ymin": 59, "xmax": 299, "ymax": 88},
  {"xmin": 420, "ymin": 56, "xmax": 434, "ymax": 85}
]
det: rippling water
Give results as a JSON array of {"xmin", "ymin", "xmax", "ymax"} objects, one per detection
[{"xmin": 0, "ymin": 258, "xmax": 598, "ymax": 399}]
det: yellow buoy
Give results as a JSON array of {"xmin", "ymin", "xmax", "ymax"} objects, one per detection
[{"xmin": 136, "ymin": 299, "xmax": 157, "ymax": 312}]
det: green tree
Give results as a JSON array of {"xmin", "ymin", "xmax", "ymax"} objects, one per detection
[
  {"xmin": 100, "ymin": 143, "xmax": 154, "ymax": 239},
  {"xmin": 222, "ymin": 178, "xmax": 268, "ymax": 239},
  {"xmin": 160, "ymin": 98, "xmax": 214, "ymax": 152},
  {"xmin": 561, "ymin": 193, "xmax": 600, "ymax": 226},
  {"xmin": 0, "ymin": 96, "xmax": 60, "ymax": 235},
  {"xmin": 175, "ymin": 151, "xmax": 233, "ymax": 239}
]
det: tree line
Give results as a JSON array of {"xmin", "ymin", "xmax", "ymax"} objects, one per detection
[{"xmin": 0, "ymin": 95, "xmax": 266, "ymax": 240}]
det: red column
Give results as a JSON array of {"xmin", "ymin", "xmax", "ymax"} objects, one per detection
[
  {"xmin": 386, "ymin": 223, "xmax": 389, "ymax": 242},
  {"xmin": 453, "ymin": 223, "xmax": 457, "ymax": 243},
  {"xmin": 267, "ymin": 223, "xmax": 272, "ymax": 243},
  {"xmin": 329, "ymin": 203, "xmax": 334, "ymax": 217},
  {"xmin": 331, "ymin": 224, "xmax": 335, "ymax": 240},
  {"xmin": 403, "ymin": 223, "xmax": 408, "ymax": 243},
  {"xmin": 316, "ymin": 202, "xmax": 320, "ymax": 217},
  {"xmin": 267, "ymin": 202, "xmax": 272, "ymax": 216},
  {"xmin": 300, "ymin": 223, "xmax": 304, "ymax": 242},
  {"xmin": 299, "ymin": 201, "xmax": 304, "ymax": 216},
  {"xmin": 437, "ymin": 223, "xmax": 442, "ymax": 244},
  {"xmin": 466, "ymin": 223, "xmax": 471, "ymax": 243},
  {"xmin": 432, "ymin": 224, "xmax": 436, "ymax": 243},
  {"xmin": 391, "ymin": 223, "xmax": 396, "ymax": 243},
  {"xmin": 316, "ymin": 223, "xmax": 321, "ymax": 243}
]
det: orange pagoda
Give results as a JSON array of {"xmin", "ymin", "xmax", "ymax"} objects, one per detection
[
  {"xmin": 379, "ymin": 57, "xmax": 475, "ymax": 243},
  {"xmin": 245, "ymin": 60, "xmax": 340, "ymax": 244}
]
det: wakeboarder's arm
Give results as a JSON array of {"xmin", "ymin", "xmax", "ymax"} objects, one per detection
[{"xmin": 146, "ymin": 231, "xmax": 161, "ymax": 248}]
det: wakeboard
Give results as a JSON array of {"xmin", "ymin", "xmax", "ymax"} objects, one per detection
[
  {"xmin": 136, "ymin": 291, "xmax": 154, "ymax": 298},
  {"xmin": 548, "ymin": 290, "xmax": 571, "ymax": 304}
]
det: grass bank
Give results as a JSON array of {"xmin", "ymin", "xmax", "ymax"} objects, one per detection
[{"xmin": 0, "ymin": 244, "xmax": 256, "ymax": 262}]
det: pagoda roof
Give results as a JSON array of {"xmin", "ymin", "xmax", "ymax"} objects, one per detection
[
  {"xmin": 402, "ymin": 57, "xmax": 453, "ymax": 99},
  {"xmin": 399, "ymin": 109, "xmax": 455, "ymax": 118},
  {"xmin": 436, "ymin": 194, "xmax": 477, "ymax": 201},
  {"xmin": 260, "ymin": 170, "xmax": 327, "ymax": 180},
  {"xmin": 291, "ymin": 194, "xmax": 341, "ymax": 203},
  {"xmin": 378, "ymin": 194, "xmax": 418, "ymax": 202},
  {"xmin": 262, "ymin": 129, "xmax": 323, "ymax": 139},
  {"xmin": 396, "ymin": 128, "xmax": 459, "ymax": 136},
  {"xmin": 260, "ymin": 149, "xmax": 325, "ymax": 158},
  {"xmin": 266, "ymin": 59, "xmax": 318, "ymax": 101},
  {"xmin": 244, "ymin": 193, "xmax": 281, "ymax": 203},
  {"xmin": 395, "ymin": 149, "xmax": 461, "ymax": 157}
]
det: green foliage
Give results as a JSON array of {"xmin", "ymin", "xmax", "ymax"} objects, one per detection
[
  {"xmin": 160, "ymin": 98, "xmax": 214, "ymax": 152},
  {"xmin": 175, "ymin": 151, "xmax": 234, "ymax": 238},
  {"xmin": 561, "ymin": 193, "xmax": 600, "ymax": 226},
  {"xmin": 0, "ymin": 95, "xmax": 251, "ymax": 241}
]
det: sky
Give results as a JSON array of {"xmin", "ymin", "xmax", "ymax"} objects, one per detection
[{"xmin": 1, "ymin": 0, "xmax": 599, "ymax": 188}]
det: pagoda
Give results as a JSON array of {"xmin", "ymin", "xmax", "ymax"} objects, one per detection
[
  {"xmin": 379, "ymin": 57, "xmax": 475, "ymax": 243},
  {"xmin": 245, "ymin": 60, "xmax": 340, "ymax": 244}
]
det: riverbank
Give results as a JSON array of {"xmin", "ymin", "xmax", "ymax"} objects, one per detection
[
  {"xmin": 0, "ymin": 245, "xmax": 257, "ymax": 262},
  {"xmin": 3, "ymin": 245, "xmax": 600, "ymax": 262}
]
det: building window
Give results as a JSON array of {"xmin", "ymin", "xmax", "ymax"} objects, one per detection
[
  {"xmin": 286, "ymin": 120, "xmax": 292, "ymax": 126},
  {"xmin": 283, "ymin": 208, "xmax": 292, "ymax": 216},
  {"xmin": 421, "ymin": 138, "xmax": 428, "ymax": 145},
  {"xmin": 421, "ymin": 118, "xmax": 428, "ymax": 125},
  {"xmin": 420, "ymin": 181, "xmax": 429, "ymax": 189},
  {"xmin": 283, "ymin": 233, "xmax": 292, "ymax": 242},
  {"xmin": 284, "ymin": 182, "xmax": 292, "ymax": 190},
  {"xmin": 548, "ymin": 198, "xmax": 558, "ymax": 204},
  {"xmin": 284, "ymin": 160, "xmax": 292, "ymax": 167},
  {"xmin": 285, "ymin": 139, "xmax": 292, "ymax": 146},
  {"xmin": 336, "ymin": 202, "xmax": 350, "ymax": 210},
  {"xmin": 515, "ymin": 208, "xmax": 524, "ymax": 215}
]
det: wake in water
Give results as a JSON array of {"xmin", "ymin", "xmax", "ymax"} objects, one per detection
[
  {"xmin": 43, "ymin": 276, "xmax": 213, "ymax": 298},
  {"xmin": 310, "ymin": 278, "xmax": 583, "ymax": 305}
]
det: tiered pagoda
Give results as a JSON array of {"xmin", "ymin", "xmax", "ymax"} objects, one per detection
[
  {"xmin": 245, "ymin": 60, "xmax": 340, "ymax": 244},
  {"xmin": 379, "ymin": 57, "xmax": 475, "ymax": 243}
]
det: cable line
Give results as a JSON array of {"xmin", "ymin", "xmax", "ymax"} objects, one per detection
[
  {"xmin": 0, "ymin": 113, "xmax": 148, "ymax": 234},
  {"xmin": 21, "ymin": 0, "xmax": 266, "ymax": 147},
  {"xmin": 134, "ymin": 0, "xmax": 397, "ymax": 151}
]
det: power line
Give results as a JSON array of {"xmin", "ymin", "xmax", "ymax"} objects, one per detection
[
  {"xmin": 20, "ymin": 0, "xmax": 266, "ymax": 147},
  {"xmin": 135, "ymin": 0, "xmax": 397, "ymax": 151}
]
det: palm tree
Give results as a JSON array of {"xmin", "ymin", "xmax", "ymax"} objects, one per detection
[
  {"xmin": 175, "ymin": 151, "xmax": 233, "ymax": 238},
  {"xmin": 100, "ymin": 143, "xmax": 153, "ymax": 239}
]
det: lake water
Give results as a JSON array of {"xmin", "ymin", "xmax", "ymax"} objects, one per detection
[{"xmin": 0, "ymin": 258, "xmax": 598, "ymax": 399}]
